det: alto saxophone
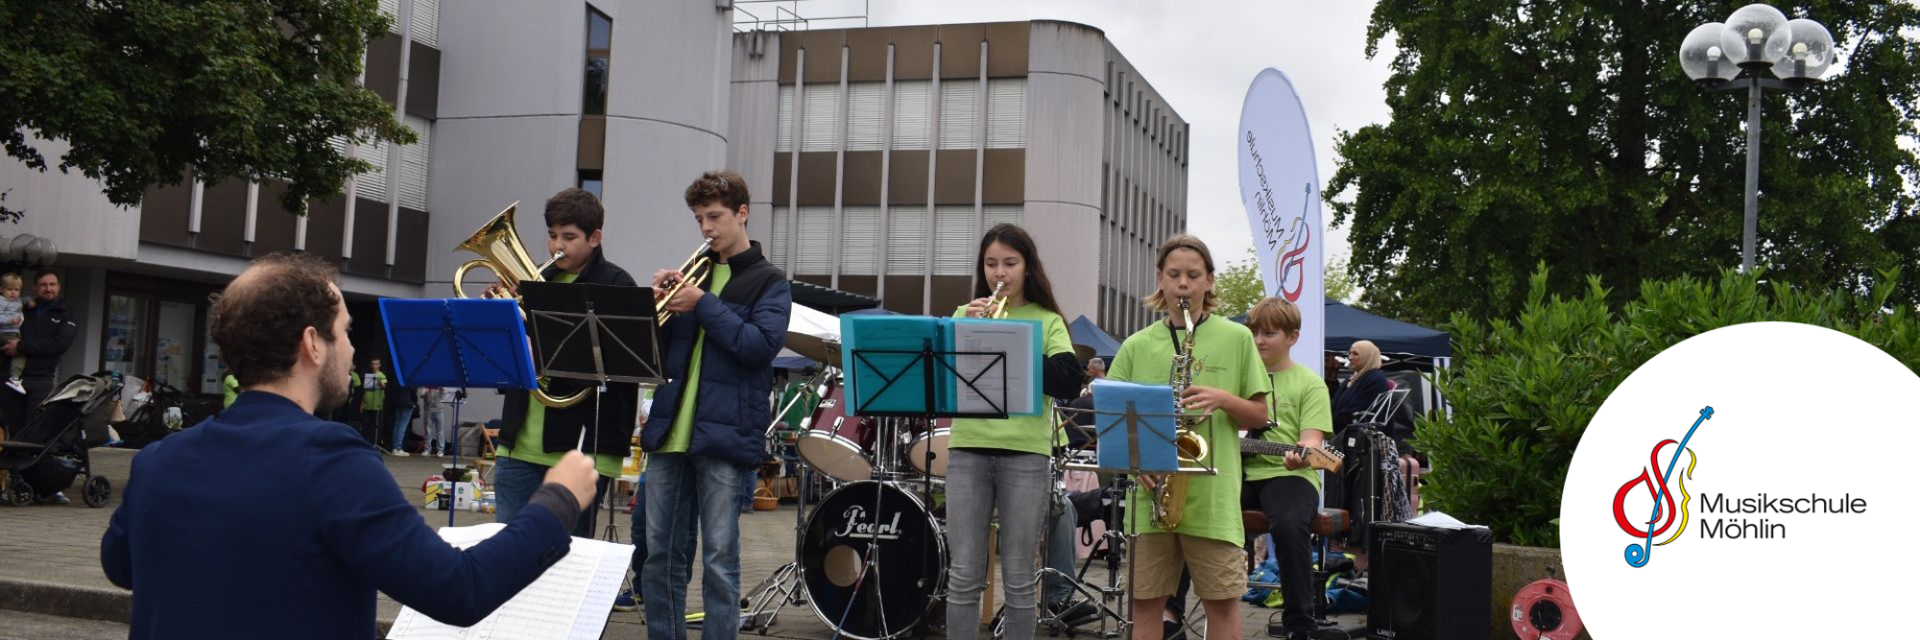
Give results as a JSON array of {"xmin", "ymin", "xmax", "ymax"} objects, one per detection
[{"xmin": 1149, "ymin": 296, "xmax": 1210, "ymax": 530}]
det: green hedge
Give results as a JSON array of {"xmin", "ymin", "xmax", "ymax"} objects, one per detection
[{"xmin": 1417, "ymin": 267, "xmax": 1920, "ymax": 547}]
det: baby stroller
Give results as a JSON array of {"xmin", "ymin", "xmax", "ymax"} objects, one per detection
[{"xmin": 0, "ymin": 372, "xmax": 124, "ymax": 507}]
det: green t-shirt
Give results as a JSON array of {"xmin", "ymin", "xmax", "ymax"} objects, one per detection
[
  {"xmin": 1110, "ymin": 314, "xmax": 1267, "ymax": 546},
  {"xmin": 661, "ymin": 264, "xmax": 732, "ymax": 453},
  {"xmin": 222, "ymin": 375, "xmax": 239, "ymax": 409},
  {"xmin": 360, "ymin": 371, "xmax": 387, "ymax": 410},
  {"xmin": 947, "ymin": 303, "xmax": 1075, "ymax": 456},
  {"xmin": 778, "ymin": 382, "xmax": 818, "ymax": 431},
  {"xmin": 1243, "ymin": 364, "xmax": 1333, "ymax": 489},
  {"xmin": 499, "ymin": 271, "xmax": 622, "ymax": 477}
]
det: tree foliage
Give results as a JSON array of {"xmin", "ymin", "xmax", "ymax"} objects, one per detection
[
  {"xmin": 1214, "ymin": 248, "xmax": 1266, "ymax": 318},
  {"xmin": 1328, "ymin": 1, "xmax": 1920, "ymax": 327},
  {"xmin": 0, "ymin": 0, "xmax": 414, "ymax": 218},
  {"xmin": 1420, "ymin": 265, "xmax": 1919, "ymax": 546}
]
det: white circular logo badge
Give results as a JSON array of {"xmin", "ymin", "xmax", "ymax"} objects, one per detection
[{"xmin": 1561, "ymin": 322, "xmax": 1920, "ymax": 636}]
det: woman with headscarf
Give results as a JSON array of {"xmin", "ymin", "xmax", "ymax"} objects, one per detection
[{"xmin": 1331, "ymin": 340, "xmax": 1390, "ymax": 430}]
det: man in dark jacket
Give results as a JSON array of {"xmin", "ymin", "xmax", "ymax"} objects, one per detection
[
  {"xmin": 2, "ymin": 270, "xmax": 77, "ymax": 431},
  {"xmin": 100, "ymin": 253, "xmax": 599, "ymax": 639},
  {"xmin": 640, "ymin": 171, "xmax": 791, "ymax": 640},
  {"xmin": 491, "ymin": 188, "xmax": 639, "ymax": 538}
]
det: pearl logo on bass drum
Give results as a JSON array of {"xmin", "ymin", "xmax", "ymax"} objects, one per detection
[{"xmin": 832, "ymin": 506, "xmax": 904, "ymax": 540}]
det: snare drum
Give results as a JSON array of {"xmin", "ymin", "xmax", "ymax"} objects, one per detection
[{"xmin": 797, "ymin": 380, "xmax": 876, "ymax": 482}]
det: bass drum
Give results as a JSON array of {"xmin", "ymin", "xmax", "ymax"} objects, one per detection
[
  {"xmin": 802, "ymin": 481, "xmax": 947, "ymax": 640},
  {"xmin": 797, "ymin": 380, "xmax": 875, "ymax": 482}
]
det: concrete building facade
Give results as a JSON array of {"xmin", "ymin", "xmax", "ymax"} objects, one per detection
[
  {"xmin": 3, "ymin": 5, "xmax": 1184, "ymax": 416},
  {"xmin": 726, "ymin": 20, "xmax": 1190, "ymax": 334}
]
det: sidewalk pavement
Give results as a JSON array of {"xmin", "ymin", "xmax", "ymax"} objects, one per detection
[{"xmin": 0, "ymin": 447, "xmax": 1359, "ymax": 639}]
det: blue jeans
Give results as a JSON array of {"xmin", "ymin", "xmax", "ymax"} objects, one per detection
[
  {"xmin": 1045, "ymin": 490, "xmax": 1078, "ymax": 606},
  {"xmin": 390, "ymin": 405, "xmax": 415, "ymax": 451},
  {"xmin": 643, "ymin": 453, "xmax": 746, "ymax": 640},
  {"xmin": 425, "ymin": 407, "xmax": 447, "ymax": 453},
  {"xmin": 737, "ymin": 464, "xmax": 757, "ymax": 512},
  {"xmin": 492, "ymin": 456, "xmax": 609, "ymax": 537},
  {"xmin": 945, "ymin": 450, "xmax": 1051, "ymax": 640}
]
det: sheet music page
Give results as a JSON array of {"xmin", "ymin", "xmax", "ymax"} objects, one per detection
[
  {"xmin": 388, "ymin": 525, "xmax": 635, "ymax": 640},
  {"xmin": 949, "ymin": 319, "xmax": 1037, "ymax": 416}
]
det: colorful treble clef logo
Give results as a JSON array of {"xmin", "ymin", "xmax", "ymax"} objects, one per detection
[
  {"xmin": 1273, "ymin": 183, "xmax": 1313, "ymax": 301},
  {"xmin": 1612, "ymin": 406, "xmax": 1712, "ymax": 567}
]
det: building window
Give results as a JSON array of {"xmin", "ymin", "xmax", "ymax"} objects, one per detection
[
  {"xmin": 102, "ymin": 279, "xmax": 220, "ymax": 396},
  {"xmin": 104, "ymin": 294, "xmax": 149, "ymax": 379},
  {"xmin": 583, "ymin": 7, "xmax": 612, "ymax": 115},
  {"xmin": 578, "ymin": 169, "xmax": 603, "ymax": 199}
]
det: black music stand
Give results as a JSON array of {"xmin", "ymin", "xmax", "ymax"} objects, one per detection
[
  {"xmin": 380, "ymin": 298, "xmax": 540, "ymax": 527},
  {"xmin": 1059, "ymin": 386, "xmax": 1219, "ymax": 640},
  {"xmin": 835, "ymin": 337, "xmax": 1012, "ymax": 639},
  {"xmin": 518, "ymin": 281, "xmax": 662, "ymax": 543}
]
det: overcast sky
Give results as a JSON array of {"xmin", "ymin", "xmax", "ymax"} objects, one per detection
[{"xmin": 771, "ymin": 0, "xmax": 1398, "ymax": 268}]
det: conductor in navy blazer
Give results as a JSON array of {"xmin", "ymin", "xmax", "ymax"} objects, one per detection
[{"xmin": 100, "ymin": 253, "xmax": 602, "ymax": 639}]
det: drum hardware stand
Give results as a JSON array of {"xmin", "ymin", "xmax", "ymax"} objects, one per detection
[
  {"xmin": 742, "ymin": 371, "xmax": 833, "ymax": 634},
  {"xmin": 991, "ymin": 412, "xmax": 1130, "ymax": 640}
]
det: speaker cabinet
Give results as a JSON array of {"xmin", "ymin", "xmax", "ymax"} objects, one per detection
[{"xmin": 1367, "ymin": 522, "xmax": 1492, "ymax": 640}]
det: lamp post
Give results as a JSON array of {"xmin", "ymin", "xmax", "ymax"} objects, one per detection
[
  {"xmin": 0, "ymin": 233, "xmax": 59, "ymax": 269},
  {"xmin": 1679, "ymin": 4, "xmax": 1834, "ymax": 272}
]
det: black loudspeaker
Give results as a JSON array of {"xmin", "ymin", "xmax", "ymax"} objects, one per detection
[{"xmin": 1367, "ymin": 522, "xmax": 1492, "ymax": 640}]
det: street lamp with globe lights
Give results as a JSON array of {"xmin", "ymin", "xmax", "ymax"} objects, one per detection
[{"xmin": 1679, "ymin": 4, "xmax": 1834, "ymax": 272}]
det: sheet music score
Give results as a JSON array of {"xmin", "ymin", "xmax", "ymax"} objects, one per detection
[
  {"xmin": 948, "ymin": 319, "xmax": 1039, "ymax": 416},
  {"xmin": 386, "ymin": 523, "xmax": 634, "ymax": 640}
]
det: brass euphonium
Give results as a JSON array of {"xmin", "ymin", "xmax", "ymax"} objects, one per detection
[
  {"xmin": 451, "ymin": 202, "xmax": 590, "ymax": 409},
  {"xmin": 655, "ymin": 239, "xmax": 714, "ymax": 323},
  {"xmin": 1149, "ymin": 296, "xmax": 1211, "ymax": 530}
]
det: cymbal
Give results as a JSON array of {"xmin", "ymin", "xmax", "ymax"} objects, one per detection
[{"xmin": 786, "ymin": 331, "xmax": 841, "ymax": 364}]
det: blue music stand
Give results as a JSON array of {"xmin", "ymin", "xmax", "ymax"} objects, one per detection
[{"xmin": 380, "ymin": 298, "xmax": 538, "ymax": 525}]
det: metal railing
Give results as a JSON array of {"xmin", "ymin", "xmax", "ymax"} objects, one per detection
[{"xmin": 732, "ymin": 0, "xmax": 869, "ymax": 33}]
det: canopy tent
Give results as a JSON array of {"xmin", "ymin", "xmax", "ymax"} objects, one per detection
[
  {"xmin": 1323, "ymin": 301, "xmax": 1450, "ymax": 359},
  {"xmin": 1068, "ymin": 315, "xmax": 1121, "ymax": 362}
]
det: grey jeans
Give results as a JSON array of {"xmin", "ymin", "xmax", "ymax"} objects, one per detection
[{"xmin": 945, "ymin": 449, "xmax": 1051, "ymax": 640}]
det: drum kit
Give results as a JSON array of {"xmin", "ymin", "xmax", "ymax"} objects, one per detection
[{"xmin": 748, "ymin": 311, "xmax": 1127, "ymax": 640}]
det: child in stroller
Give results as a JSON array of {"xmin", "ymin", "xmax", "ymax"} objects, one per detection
[{"xmin": 0, "ymin": 372, "xmax": 123, "ymax": 507}]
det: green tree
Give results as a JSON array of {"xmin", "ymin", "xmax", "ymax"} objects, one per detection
[
  {"xmin": 1327, "ymin": 1, "xmax": 1920, "ymax": 328},
  {"xmin": 1, "ymin": 0, "xmax": 415, "ymax": 220},
  {"xmin": 1325, "ymin": 253, "xmax": 1359, "ymax": 305},
  {"xmin": 1214, "ymin": 248, "xmax": 1265, "ymax": 317}
]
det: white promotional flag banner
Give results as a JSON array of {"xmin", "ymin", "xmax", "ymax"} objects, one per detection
[{"xmin": 1238, "ymin": 68, "xmax": 1325, "ymax": 376}]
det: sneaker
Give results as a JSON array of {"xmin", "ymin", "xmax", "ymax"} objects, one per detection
[
  {"xmin": 37, "ymin": 492, "xmax": 69, "ymax": 505},
  {"xmin": 4, "ymin": 378, "xmax": 21, "ymax": 394},
  {"xmin": 392, "ymin": 449, "xmax": 410, "ymax": 457},
  {"xmin": 612, "ymin": 587, "xmax": 639, "ymax": 612}
]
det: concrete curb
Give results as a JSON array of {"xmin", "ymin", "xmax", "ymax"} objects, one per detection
[
  {"xmin": 0, "ymin": 578, "xmax": 396, "ymax": 637},
  {"xmin": 0, "ymin": 578, "xmax": 128, "ymax": 625}
]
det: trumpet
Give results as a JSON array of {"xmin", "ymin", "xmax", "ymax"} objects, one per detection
[
  {"xmin": 984, "ymin": 281, "xmax": 1012, "ymax": 319},
  {"xmin": 656, "ymin": 239, "xmax": 714, "ymax": 323},
  {"xmin": 1148, "ymin": 296, "xmax": 1210, "ymax": 530},
  {"xmin": 451, "ymin": 203, "xmax": 589, "ymax": 408}
]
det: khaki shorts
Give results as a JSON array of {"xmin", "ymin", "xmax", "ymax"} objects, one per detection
[{"xmin": 1130, "ymin": 533, "xmax": 1248, "ymax": 601}]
